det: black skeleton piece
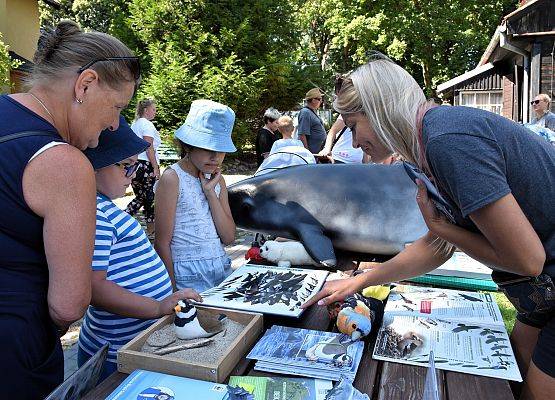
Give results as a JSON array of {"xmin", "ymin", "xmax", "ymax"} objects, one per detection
[{"xmin": 220, "ymin": 270, "xmax": 309, "ymax": 306}]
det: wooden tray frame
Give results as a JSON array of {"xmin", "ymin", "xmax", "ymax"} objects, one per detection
[{"xmin": 117, "ymin": 306, "xmax": 263, "ymax": 383}]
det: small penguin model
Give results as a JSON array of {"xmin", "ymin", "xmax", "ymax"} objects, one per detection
[
  {"xmin": 305, "ymin": 335, "xmax": 353, "ymax": 367},
  {"xmin": 173, "ymin": 300, "xmax": 212, "ymax": 340},
  {"xmin": 336, "ymin": 293, "xmax": 384, "ymax": 341}
]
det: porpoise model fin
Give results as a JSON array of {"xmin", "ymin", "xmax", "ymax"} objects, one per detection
[{"xmin": 296, "ymin": 223, "xmax": 337, "ymax": 267}]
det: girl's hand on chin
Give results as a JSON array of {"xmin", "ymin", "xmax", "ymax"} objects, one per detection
[{"xmin": 199, "ymin": 169, "xmax": 222, "ymax": 194}]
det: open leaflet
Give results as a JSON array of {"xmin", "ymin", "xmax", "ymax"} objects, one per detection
[{"xmin": 372, "ymin": 285, "xmax": 522, "ymax": 381}]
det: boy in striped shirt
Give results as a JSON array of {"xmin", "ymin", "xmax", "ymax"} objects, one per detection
[{"xmin": 78, "ymin": 116, "xmax": 201, "ymax": 382}]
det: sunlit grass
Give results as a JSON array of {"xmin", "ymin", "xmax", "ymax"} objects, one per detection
[{"xmin": 489, "ymin": 291, "xmax": 517, "ymax": 334}]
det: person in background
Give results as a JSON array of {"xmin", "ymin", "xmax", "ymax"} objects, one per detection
[
  {"xmin": 305, "ymin": 55, "xmax": 555, "ymax": 400},
  {"xmin": 255, "ymin": 107, "xmax": 281, "ymax": 166},
  {"xmin": 297, "ymin": 88, "xmax": 327, "ymax": 154},
  {"xmin": 80, "ymin": 117, "xmax": 201, "ymax": 382},
  {"xmin": 317, "ymin": 115, "xmax": 368, "ymax": 164},
  {"xmin": 531, "ymin": 94, "xmax": 555, "ymax": 131},
  {"xmin": 126, "ymin": 98, "xmax": 161, "ymax": 238},
  {"xmin": 155, "ymin": 100, "xmax": 236, "ymax": 292},
  {"xmin": 270, "ymin": 116, "xmax": 304, "ymax": 152},
  {"xmin": 0, "ymin": 20, "xmax": 139, "ymax": 398}
]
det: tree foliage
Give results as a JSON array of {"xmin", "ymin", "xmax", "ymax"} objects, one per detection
[
  {"xmin": 0, "ymin": 33, "xmax": 21, "ymax": 92},
  {"xmin": 37, "ymin": 0, "xmax": 518, "ymax": 149},
  {"xmin": 129, "ymin": 0, "xmax": 318, "ymax": 146}
]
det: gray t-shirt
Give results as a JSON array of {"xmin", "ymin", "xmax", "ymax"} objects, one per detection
[
  {"xmin": 422, "ymin": 106, "xmax": 555, "ymax": 278},
  {"xmin": 532, "ymin": 111, "xmax": 555, "ymax": 131},
  {"xmin": 297, "ymin": 107, "xmax": 327, "ymax": 153}
]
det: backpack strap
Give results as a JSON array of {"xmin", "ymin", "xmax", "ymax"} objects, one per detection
[
  {"xmin": 0, "ymin": 130, "xmax": 60, "ymax": 144},
  {"xmin": 330, "ymin": 126, "xmax": 348, "ymax": 151}
]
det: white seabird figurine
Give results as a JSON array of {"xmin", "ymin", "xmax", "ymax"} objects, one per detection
[{"xmin": 173, "ymin": 300, "xmax": 211, "ymax": 340}]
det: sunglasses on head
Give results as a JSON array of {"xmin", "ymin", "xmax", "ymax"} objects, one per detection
[
  {"xmin": 115, "ymin": 161, "xmax": 141, "ymax": 178},
  {"xmin": 77, "ymin": 57, "xmax": 141, "ymax": 84},
  {"xmin": 531, "ymin": 99, "xmax": 543, "ymax": 105}
]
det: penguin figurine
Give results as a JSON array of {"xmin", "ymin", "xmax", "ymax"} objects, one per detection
[
  {"xmin": 305, "ymin": 335, "xmax": 353, "ymax": 367},
  {"xmin": 173, "ymin": 300, "xmax": 212, "ymax": 340},
  {"xmin": 336, "ymin": 293, "xmax": 384, "ymax": 341}
]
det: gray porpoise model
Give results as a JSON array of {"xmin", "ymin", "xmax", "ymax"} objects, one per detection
[{"xmin": 227, "ymin": 163, "xmax": 428, "ymax": 267}]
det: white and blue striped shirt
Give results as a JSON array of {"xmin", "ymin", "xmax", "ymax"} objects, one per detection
[{"xmin": 78, "ymin": 194, "xmax": 173, "ymax": 363}]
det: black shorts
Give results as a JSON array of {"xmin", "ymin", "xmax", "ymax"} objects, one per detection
[{"xmin": 497, "ymin": 273, "xmax": 555, "ymax": 377}]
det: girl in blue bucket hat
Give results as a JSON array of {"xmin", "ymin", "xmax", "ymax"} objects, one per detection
[{"xmin": 155, "ymin": 100, "xmax": 237, "ymax": 292}]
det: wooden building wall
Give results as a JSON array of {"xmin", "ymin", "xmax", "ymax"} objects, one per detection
[{"xmin": 540, "ymin": 39, "xmax": 555, "ymax": 112}]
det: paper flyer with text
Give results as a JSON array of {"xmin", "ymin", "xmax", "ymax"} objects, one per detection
[{"xmin": 373, "ymin": 285, "xmax": 521, "ymax": 381}]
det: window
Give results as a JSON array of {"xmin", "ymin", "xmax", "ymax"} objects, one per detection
[{"xmin": 458, "ymin": 91, "xmax": 503, "ymax": 115}]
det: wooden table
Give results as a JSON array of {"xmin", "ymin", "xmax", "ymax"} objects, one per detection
[{"xmin": 83, "ymin": 258, "xmax": 515, "ymax": 399}]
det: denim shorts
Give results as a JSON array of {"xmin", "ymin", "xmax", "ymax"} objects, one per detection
[
  {"xmin": 174, "ymin": 255, "xmax": 232, "ymax": 293},
  {"xmin": 496, "ymin": 273, "xmax": 555, "ymax": 377}
]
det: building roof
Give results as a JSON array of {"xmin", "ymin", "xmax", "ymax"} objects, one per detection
[
  {"xmin": 503, "ymin": 0, "xmax": 543, "ymax": 23},
  {"xmin": 436, "ymin": 63, "xmax": 495, "ymax": 93}
]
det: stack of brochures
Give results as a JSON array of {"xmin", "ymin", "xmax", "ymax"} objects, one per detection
[
  {"xmin": 247, "ymin": 325, "xmax": 364, "ymax": 381},
  {"xmin": 228, "ymin": 376, "xmax": 333, "ymax": 400}
]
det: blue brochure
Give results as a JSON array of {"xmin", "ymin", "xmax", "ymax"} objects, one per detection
[{"xmin": 106, "ymin": 369, "xmax": 228, "ymax": 400}]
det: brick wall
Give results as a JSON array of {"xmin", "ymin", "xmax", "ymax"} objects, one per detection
[{"xmin": 502, "ymin": 75, "xmax": 515, "ymax": 120}]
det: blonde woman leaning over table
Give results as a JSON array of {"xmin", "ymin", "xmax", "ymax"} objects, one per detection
[{"xmin": 304, "ymin": 53, "xmax": 555, "ymax": 400}]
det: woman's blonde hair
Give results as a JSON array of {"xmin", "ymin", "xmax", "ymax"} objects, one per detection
[
  {"xmin": 333, "ymin": 55, "xmax": 428, "ymax": 167},
  {"xmin": 135, "ymin": 98, "xmax": 156, "ymax": 120},
  {"xmin": 334, "ymin": 54, "xmax": 454, "ymax": 256},
  {"xmin": 29, "ymin": 20, "xmax": 137, "ymax": 89}
]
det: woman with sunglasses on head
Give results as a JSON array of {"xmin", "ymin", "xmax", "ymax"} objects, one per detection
[
  {"xmin": 78, "ymin": 117, "xmax": 201, "ymax": 383},
  {"xmin": 304, "ymin": 55, "xmax": 555, "ymax": 399},
  {"xmin": 0, "ymin": 20, "xmax": 140, "ymax": 398},
  {"xmin": 126, "ymin": 98, "xmax": 161, "ymax": 238}
]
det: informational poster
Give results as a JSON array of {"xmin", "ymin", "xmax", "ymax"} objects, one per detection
[{"xmin": 373, "ymin": 285, "xmax": 522, "ymax": 382}]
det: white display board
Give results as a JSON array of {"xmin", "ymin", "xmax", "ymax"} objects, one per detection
[{"xmin": 199, "ymin": 264, "xmax": 329, "ymax": 317}]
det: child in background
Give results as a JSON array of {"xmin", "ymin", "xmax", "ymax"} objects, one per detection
[
  {"xmin": 155, "ymin": 100, "xmax": 237, "ymax": 292},
  {"xmin": 79, "ymin": 116, "xmax": 202, "ymax": 382},
  {"xmin": 270, "ymin": 115, "xmax": 304, "ymax": 153}
]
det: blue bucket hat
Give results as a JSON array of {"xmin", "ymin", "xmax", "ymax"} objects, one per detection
[
  {"xmin": 83, "ymin": 115, "xmax": 150, "ymax": 170},
  {"xmin": 175, "ymin": 99, "xmax": 236, "ymax": 153}
]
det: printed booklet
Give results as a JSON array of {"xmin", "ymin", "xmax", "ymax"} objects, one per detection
[
  {"xmin": 372, "ymin": 285, "xmax": 522, "ymax": 381},
  {"xmin": 228, "ymin": 376, "xmax": 333, "ymax": 400},
  {"xmin": 106, "ymin": 369, "xmax": 228, "ymax": 400},
  {"xmin": 247, "ymin": 325, "xmax": 364, "ymax": 381},
  {"xmin": 199, "ymin": 264, "xmax": 328, "ymax": 317}
]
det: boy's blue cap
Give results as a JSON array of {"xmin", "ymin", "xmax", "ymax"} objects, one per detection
[
  {"xmin": 83, "ymin": 115, "xmax": 150, "ymax": 170},
  {"xmin": 175, "ymin": 99, "xmax": 236, "ymax": 153}
]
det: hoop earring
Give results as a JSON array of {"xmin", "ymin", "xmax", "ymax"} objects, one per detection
[{"xmin": 76, "ymin": 98, "xmax": 83, "ymax": 104}]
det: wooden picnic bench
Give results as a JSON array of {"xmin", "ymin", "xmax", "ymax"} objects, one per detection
[{"xmin": 82, "ymin": 259, "xmax": 516, "ymax": 399}]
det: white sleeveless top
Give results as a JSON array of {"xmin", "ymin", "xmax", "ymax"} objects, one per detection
[
  {"xmin": 332, "ymin": 128, "xmax": 364, "ymax": 164},
  {"xmin": 169, "ymin": 163, "xmax": 226, "ymax": 261}
]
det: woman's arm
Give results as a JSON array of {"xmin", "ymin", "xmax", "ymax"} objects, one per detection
[
  {"xmin": 154, "ymin": 169, "xmax": 179, "ymax": 289},
  {"xmin": 318, "ymin": 117, "xmax": 345, "ymax": 156},
  {"xmin": 416, "ymin": 181, "xmax": 545, "ymax": 276},
  {"xmin": 199, "ymin": 171, "xmax": 236, "ymax": 245},
  {"xmin": 90, "ymin": 270, "xmax": 202, "ymax": 319},
  {"xmin": 303, "ymin": 231, "xmax": 450, "ymax": 307},
  {"xmin": 23, "ymin": 145, "xmax": 96, "ymax": 329},
  {"xmin": 142, "ymin": 136, "xmax": 160, "ymax": 179}
]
